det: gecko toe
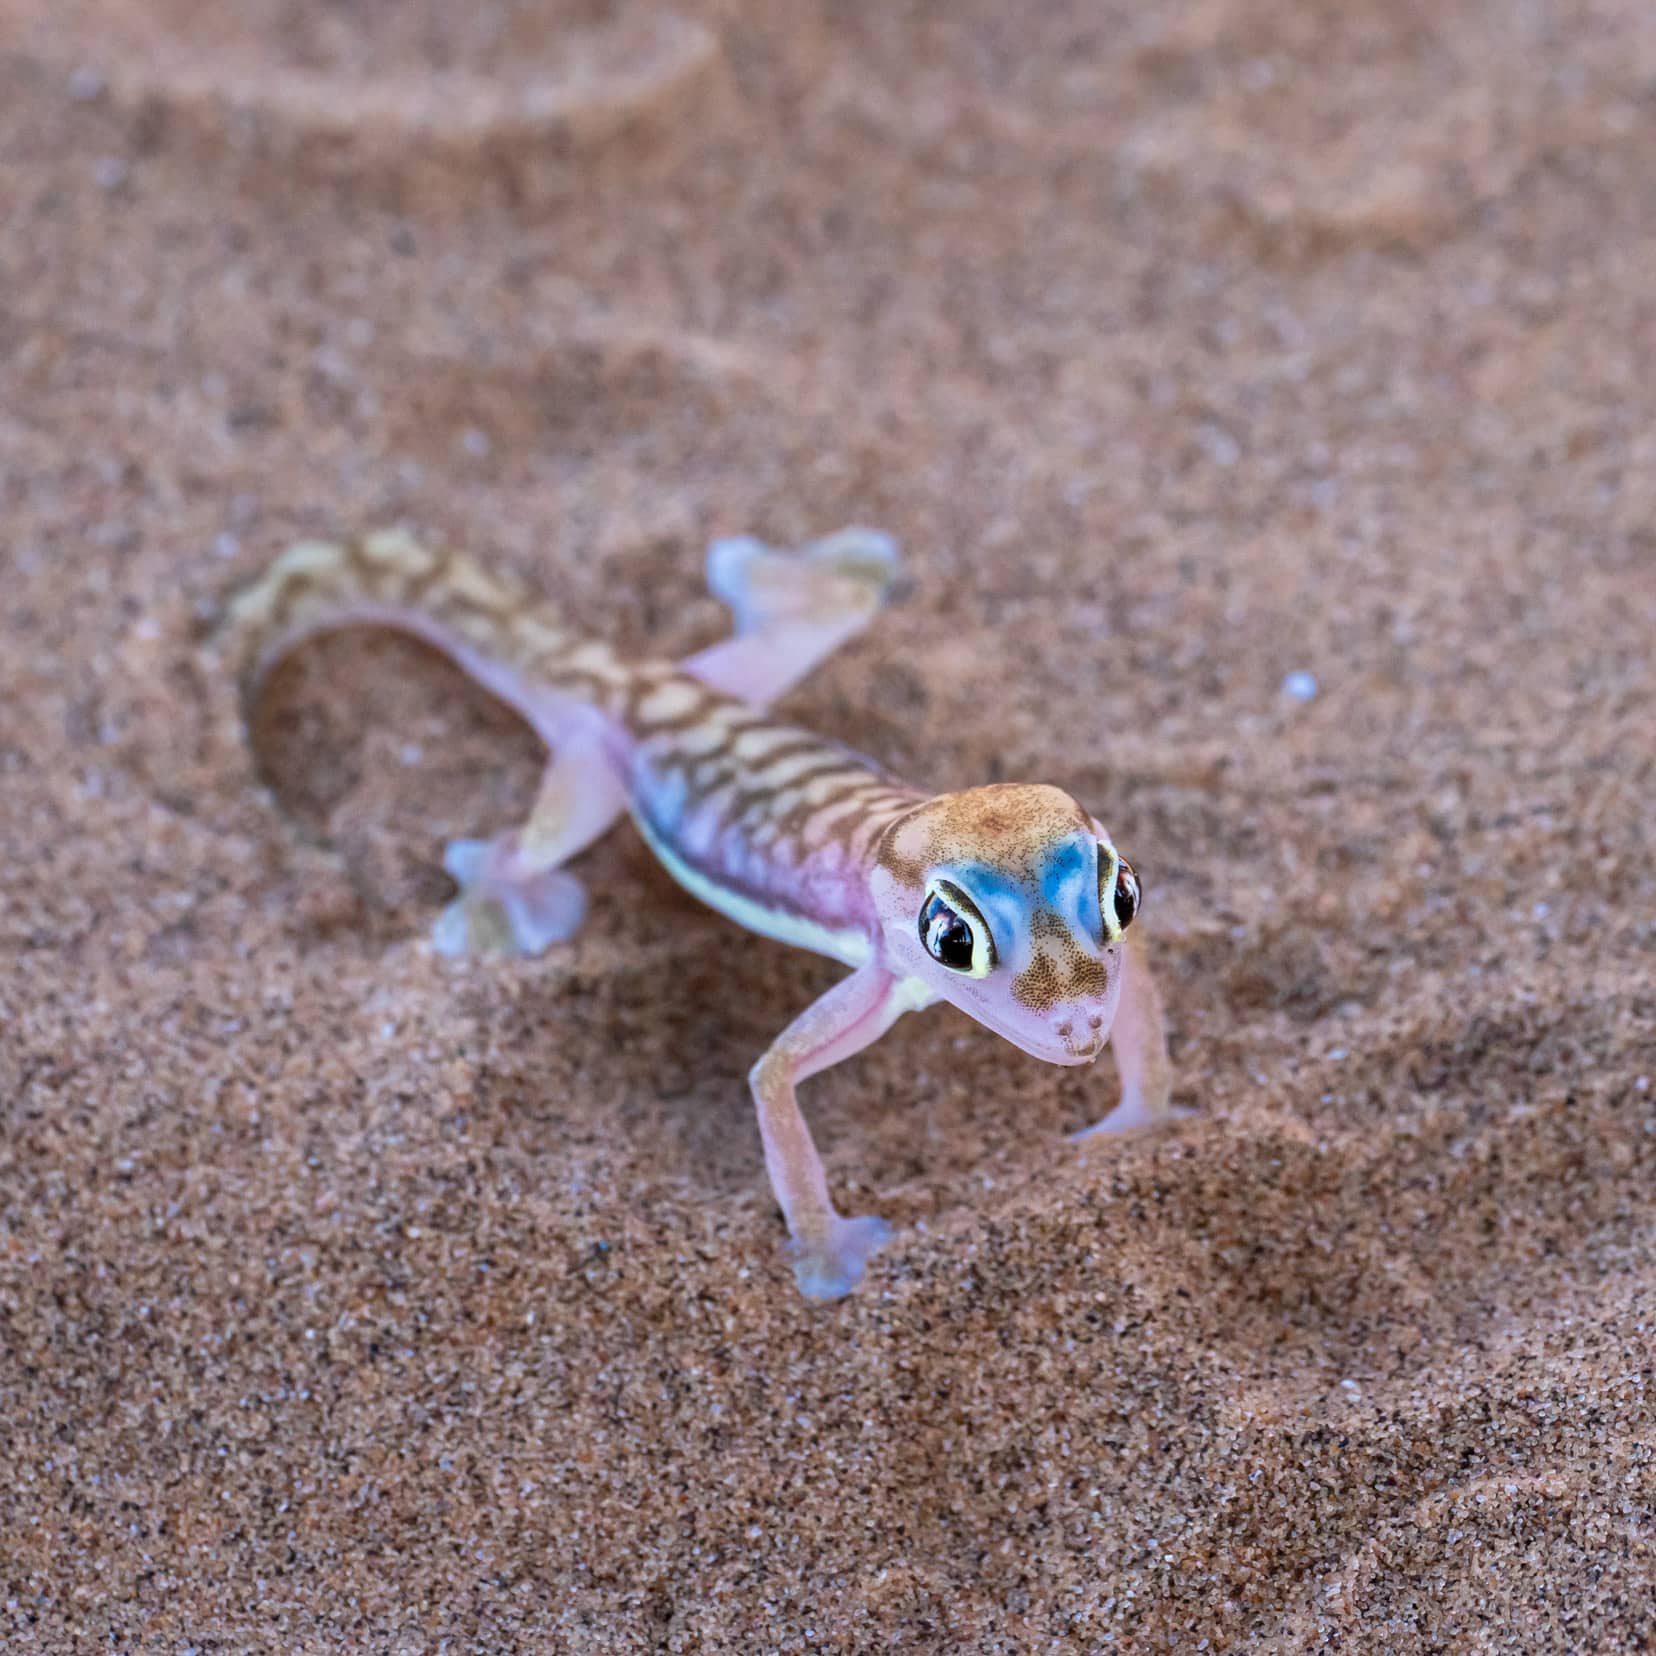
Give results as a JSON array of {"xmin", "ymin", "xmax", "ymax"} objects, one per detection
[
  {"xmin": 706, "ymin": 528, "xmax": 904, "ymax": 637},
  {"xmin": 1071, "ymin": 1095, "xmax": 1196, "ymax": 1141},
  {"xmin": 803, "ymin": 527, "xmax": 903, "ymax": 599},
  {"xmin": 790, "ymin": 1213, "xmax": 894, "ymax": 1301},
  {"xmin": 431, "ymin": 899, "xmax": 474, "ymax": 959},
  {"xmin": 434, "ymin": 837, "xmax": 587, "ymax": 958},
  {"xmin": 441, "ymin": 838, "xmax": 491, "ymax": 885},
  {"xmin": 500, "ymin": 868, "xmax": 587, "ymax": 953}
]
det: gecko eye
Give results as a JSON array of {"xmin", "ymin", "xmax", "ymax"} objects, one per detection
[
  {"xmin": 1099, "ymin": 847, "xmax": 1141, "ymax": 940},
  {"xmin": 919, "ymin": 882, "xmax": 994, "ymax": 977},
  {"xmin": 1113, "ymin": 860, "xmax": 1141, "ymax": 930}
]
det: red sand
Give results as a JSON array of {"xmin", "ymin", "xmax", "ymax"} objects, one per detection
[{"xmin": 3, "ymin": 1, "xmax": 1655, "ymax": 1649}]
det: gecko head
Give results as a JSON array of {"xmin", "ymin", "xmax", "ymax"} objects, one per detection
[{"xmin": 870, "ymin": 783, "xmax": 1141, "ymax": 1066}]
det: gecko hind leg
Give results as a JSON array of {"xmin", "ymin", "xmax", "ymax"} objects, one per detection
[
  {"xmin": 433, "ymin": 725, "xmax": 625, "ymax": 959},
  {"xmin": 684, "ymin": 527, "xmax": 904, "ymax": 708}
]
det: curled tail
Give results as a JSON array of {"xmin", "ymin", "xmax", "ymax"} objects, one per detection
[{"xmin": 223, "ymin": 529, "xmax": 633, "ymax": 726}]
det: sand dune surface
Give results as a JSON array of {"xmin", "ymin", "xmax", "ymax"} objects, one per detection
[{"xmin": 2, "ymin": 0, "xmax": 1654, "ymax": 1648}]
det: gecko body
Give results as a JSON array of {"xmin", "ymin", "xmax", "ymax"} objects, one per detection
[{"xmin": 228, "ymin": 528, "xmax": 1173, "ymax": 1298}]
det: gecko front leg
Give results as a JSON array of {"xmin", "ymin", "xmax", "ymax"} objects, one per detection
[
  {"xmin": 1073, "ymin": 925, "xmax": 1179, "ymax": 1138},
  {"xmin": 750, "ymin": 963, "xmax": 926, "ymax": 1300}
]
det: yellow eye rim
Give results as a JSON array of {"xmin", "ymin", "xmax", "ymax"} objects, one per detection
[
  {"xmin": 1098, "ymin": 845, "xmax": 1140, "ymax": 944},
  {"xmin": 919, "ymin": 879, "xmax": 996, "ymax": 977}
]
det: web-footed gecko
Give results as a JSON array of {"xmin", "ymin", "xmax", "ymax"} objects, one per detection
[{"xmin": 228, "ymin": 528, "xmax": 1174, "ymax": 1299}]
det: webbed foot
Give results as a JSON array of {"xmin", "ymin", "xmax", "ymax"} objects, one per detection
[
  {"xmin": 706, "ymin": 527, "xmax": 903, "ymax": 635},
  {"xmin": 1070, "ymin": 1092, "xmax": 1195, "ymax": 1141},
  {"xmin": 432, "ymin": 836, "xmax": 587, "ymax": 958},
  {"xmin": 788, "ymin": 1213, "xmax": 894, "ymax": 1301}
]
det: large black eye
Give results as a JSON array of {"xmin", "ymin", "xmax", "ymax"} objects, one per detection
[
  {"xmin": 920, "ymin": 893, "xmax": 975, "ymax": 970},
  {"xmin": 918, "ymin": 881, "xmax": 994, "ymax": 975},
  {"xmin": 1112, "ymin": 859, "xmax": 1141, "ymax": 932}
]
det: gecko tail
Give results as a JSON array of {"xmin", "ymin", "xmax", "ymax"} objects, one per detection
[
  {"xmin": 223, "ymin": 529, "xmax": 532, "ymax": 694},
  {"xmin": 217, "ymin": 529, "xmax": 648, "ymax": 741}
]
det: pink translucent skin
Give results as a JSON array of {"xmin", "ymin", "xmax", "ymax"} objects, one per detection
[
  {"xmin": 237, "ymin": 527, "xmax": 1174, "ymax": 1302},
  {"xmin": 743, "ymin": 789, "xmax": 1174, "ymax": 1300},
  {"xmin": 867, "ymin": 811, "xmax": 1130, "ymax": 1068}
]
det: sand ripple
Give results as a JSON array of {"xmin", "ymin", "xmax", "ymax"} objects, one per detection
[{"xmin": 16, "ymin": 2, "xmax": 721, "ymax": 163}]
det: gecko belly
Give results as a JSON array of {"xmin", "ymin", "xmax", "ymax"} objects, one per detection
[{"xmin": 629, "ymin": 805, "xmax": 876, "ymax": 967}]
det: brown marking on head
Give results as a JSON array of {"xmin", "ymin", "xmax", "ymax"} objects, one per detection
[
  {"xmin": 875, "ymin": 833, "xmax": 926, "ymax": 889},
  {"xmin": 1016, "ymin": 904, "xmax": 1111, "ymax": 1008},
  {"xmin": 1062, "ymin": 948, "xmax": 1109, "ymax": 999},
  {"xmin": 1029, "ymin": 908, "xmax": 1068, "ymax": 943},
  {"xmin": 1011, "ymin": 950, "xmax": 1064, "ymax": 1012},
  {"xmin": 876, "ymin": 783, "xmax": 1093, "ymax": 892}
]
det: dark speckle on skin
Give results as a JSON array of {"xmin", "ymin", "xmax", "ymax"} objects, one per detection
[
  {"xmin": 880, "ymin": 785, "xmax": 1120, "ymax": 1015},
  {"xmin": 877, "ymin": 783, "xmax": 1096, "ymax": 894},
  {"xmin": 1063, "ymin": 950, "xmax": 1109, "ymax": 1000},
  {"xmin": 1012, "ymin": 951, "xmax": 1064, "ymax": 1012},
  {"xmin": 1013, "ymin": 905, "xmax": 1111, "ymax": 1012}
]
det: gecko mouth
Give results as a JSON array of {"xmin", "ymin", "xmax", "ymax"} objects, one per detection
[
  {"xmin": 1054, "ymin": 1020, "xmax": 1105, "ymax": 1063},
  {"xmin": 1040, "ymin": 1028, "xmax": 1104, "ymax": 1066},
  {"xmin": 959, "ymin": 997, "xmax": 1107, "ymax": 1068}
]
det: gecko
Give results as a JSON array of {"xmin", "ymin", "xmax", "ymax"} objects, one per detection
[{"xmin": 226, "ymin": 527, "xmax": 1175, "ymax": 1299}]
